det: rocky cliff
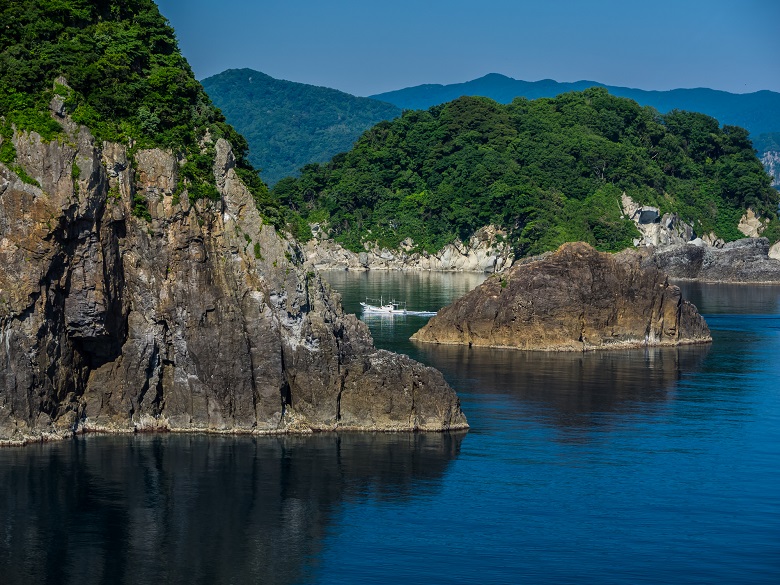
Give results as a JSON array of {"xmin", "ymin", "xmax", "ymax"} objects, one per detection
[
  {"xmin": 760, "ymin": 150, "xmax": 779, "ymax": 187},
  {"xmin": 304, "ymin": 225, "xmax": 514, "ymax": 273},
  {"xmin": 0, "ymin": 108, "xmax": 467, "ymax": 445},
  {"xmin": 648, "ymin": 238, "xmax": 780, "ymax": 283},
  {"xmin": 411, "ymin": 242, "xmax": 711, "ymax": 351}
]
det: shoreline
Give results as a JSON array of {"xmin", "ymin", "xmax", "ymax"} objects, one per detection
[
  {"xmin": 0, "ymin": 421, "xmax": 471, "ymax": 448},
  {"xmin": 410, "ymin": 337, "xmax": 713, "ymax": 352}
]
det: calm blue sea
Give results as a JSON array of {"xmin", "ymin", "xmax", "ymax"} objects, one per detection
[{"xmin": 1, "ymin": 273, "xmax": 778, "ymax": 584}]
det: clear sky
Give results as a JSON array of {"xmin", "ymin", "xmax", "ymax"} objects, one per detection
[{"xmin": 155, "ymin": 0, "xmax": 779, "ymax": 96}]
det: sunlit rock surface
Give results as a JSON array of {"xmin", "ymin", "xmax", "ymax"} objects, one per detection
[{"xmin": 412, "ymin": 242, "xmax": 711, "ymax": 351}]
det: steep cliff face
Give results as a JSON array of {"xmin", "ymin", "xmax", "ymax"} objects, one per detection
[
  {"xmin": 0, "ymin": 111, "xmax": 467, "ymax": 444},
  {"xmin": 411, "ymin": 242, "xmax": 711, "ymax": 351},
  {"xmin": 760, "ymin": 150, "xmax": 779, "ymax": 187}
]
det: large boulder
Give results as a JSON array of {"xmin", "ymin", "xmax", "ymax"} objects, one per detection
[
  {"xmin": 411, "ymin": 242, "xmax": 711, "ymax": 351},
  {"xmin": 649, "ymin": 238, "xmax": 780, "ymax": 283},
  {"xmin": 0, "ymin": 114, "xmax": 467, "ymax": 444}
]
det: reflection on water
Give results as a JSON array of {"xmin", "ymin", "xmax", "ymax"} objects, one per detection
[
  {"xmin": 416, "ymin": 343, "xmax": 712, "ymax": 426},
  {"xmin": 0, "ymin": 432, "xmax": 464, "ymax": 585},
  {"xmin": 324, "ymin": 269, "xmax": 718, "ymax": 432},
  {"xmin": 677, "ymin": 281, "xmax": 780, "ymax": 314}
]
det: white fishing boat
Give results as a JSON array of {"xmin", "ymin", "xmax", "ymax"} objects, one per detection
[
  {"xmin": 360, "ymin": 297, "xmax": 407, "ymax": 314},
  {"xmin": 359, "ymin": 297, "xmax": 437, "ymax": 317}
]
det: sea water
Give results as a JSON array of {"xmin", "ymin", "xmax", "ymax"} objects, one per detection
[{"xmin": 1, "ymin": 273, "xmax": 778, "ymax": 584}]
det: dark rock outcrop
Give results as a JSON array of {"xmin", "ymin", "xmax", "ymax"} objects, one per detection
[
  {"xmin": 0, "ymin": 114, "xmax": 467, "ymax": 444},
  {"xmin": 411, "ymin": 242, "xmax": 711, "ymax": 351},
  {"xmin": 648, "ymin": 238, "xmax": 780, "ymax": 283}
]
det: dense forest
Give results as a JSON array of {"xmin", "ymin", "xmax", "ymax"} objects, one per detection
[
  {"xmin": 0, "ymin": 0, "xmax": 281, "ymax": 224},
  {"xmin": 202, "ymin": 69, "xmax": 401, "ymax": 186},
  {"xmin": 274, "ymin": 89, "xmax": 779, "ymax": 256}
]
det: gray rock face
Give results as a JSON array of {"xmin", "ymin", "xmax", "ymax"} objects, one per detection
[
  {"xmin": 761, "ymin": 150, "xmax": 779, "ymax": 187},
  {"xmin": 0, "ymin": 119, "xmax": 467, "ymax": 444},
  {"xmin": 621, "ymin": 193, "xmax": 695, "ymax": 248},
  {"xmin": 649, "ymin": 238, "xmax": 780, "ymax": 283}
]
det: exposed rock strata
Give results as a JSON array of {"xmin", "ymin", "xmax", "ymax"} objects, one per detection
[
  {"xmin": 737, "ymin": 208, "xmax": 768, "ymax": 238},
  {"xmin": 760, "ymin": 150, "xmax": 779, "ymax": 187},
  {"xmin": 0, "ymin": 113, "xmax": 467, "ymax": 444},
  {"xmin": 304, "ymin": 225, "xmax": 513, "ymax": 273},
  {"xmin": 620, "ymin": 193, "xmax": 695, "ymax": 248},
  {"xmin": 411, "ymin": 242, "xmax": 711, "ymax": 351},
  {"xmin": 648, "ymin": 237, "xmax": 780, "ymax": 283}
]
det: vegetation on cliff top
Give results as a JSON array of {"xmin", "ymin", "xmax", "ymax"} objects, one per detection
[
  {"xmin": 274, "ymin": 89, "xmax": 779, "ymax": 255},
  {"xmin": 0, "ymin": 0, "xmax": 281, "ymax": 224},
  {"xmin": 202, "ymin": 68, "xmax": 402, "ymax": 186}
]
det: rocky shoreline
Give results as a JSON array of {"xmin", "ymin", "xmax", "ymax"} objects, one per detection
[
  {"xmin": 304, "ymin": 225, "xmax": 514, "ymax": 273},
  {"xmin": 647, "ymin": 238, "xmax": 780, "ymax": 284},
  {"xmin": 304, "ymin": 191, "xmax": 780, "ymax": 283}
]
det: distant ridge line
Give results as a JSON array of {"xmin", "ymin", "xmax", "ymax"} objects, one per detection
[{"xmin": 369, "ymin": 73, "xmax": 780, "ymax": 138}]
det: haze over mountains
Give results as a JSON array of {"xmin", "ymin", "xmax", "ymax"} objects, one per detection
[{"xmin": 203, "ymin": 70, "xmax": 780, "ymax": 187}]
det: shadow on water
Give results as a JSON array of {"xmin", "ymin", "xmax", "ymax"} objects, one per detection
[{"xmin": 0, "ymin": 432, "xmax": 464, "ymax": 585}]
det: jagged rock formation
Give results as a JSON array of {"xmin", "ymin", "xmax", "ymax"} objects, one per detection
[
  {"xmin": 619, "ymin": 192, "xmax": 780, "ymax": 275},
  {"xmin": 0, "ymin": 110, "xmax": 467, "ymax": 444},
  {"xmin": 304, "ymin": 225, "xmax": 513, "ymax": 273},
  {"xmin": 760, "ymin": 150, "xmax": 779, "ymax": 187},
  {"xmin": 737, "ymin": 208, "xmax": 769, "ymax": 238},
  {"xmin": 621, "ymin": 193, "xmax": 695, "ymax": 247},
  {"xmin": 648, "ymin": 238, "xmax": 780, "ymax": 282},
  {"xmin": 411, "ymin": 242, "xmax": 711, "ymax": 351}
]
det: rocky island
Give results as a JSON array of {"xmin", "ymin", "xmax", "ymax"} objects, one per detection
[{"xmin": 411, "ymin": 242, "xmax": 711, "ymax": 351}]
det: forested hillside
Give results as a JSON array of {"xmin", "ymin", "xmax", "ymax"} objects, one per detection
[
  {"xmin": 0, "ymin": 0, "xmax": 280, "ymax": 223},
  {"xmin": 274, "ymin": 89, "xmax": 779, "ymax": 256},
  {"xmin": 202, "ymin": 69, "xmax": 401, "ymax": 186}
]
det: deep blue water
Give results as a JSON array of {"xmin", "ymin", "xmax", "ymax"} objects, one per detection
[{"xmin": 1, "ymin": 274, "xmax": 779, "ymax": 584}]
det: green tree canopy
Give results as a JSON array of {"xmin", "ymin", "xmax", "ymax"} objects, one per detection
[
  {"xmin": 0, "ymin": 0, "xmax": 281, "ymax": 224},
  {"xmin": 274, "ymin": 89, "xmax": 778, "ymax": 255}
]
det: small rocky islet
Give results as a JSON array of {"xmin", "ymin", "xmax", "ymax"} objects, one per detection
[{"xmin": 411, "ymin": 242, "xmax": 712, "ymax": 351}]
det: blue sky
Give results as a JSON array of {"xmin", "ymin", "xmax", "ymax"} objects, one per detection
[{"xmin": 155, "ymin": 0, "xmax": 779, "ymax": 96}]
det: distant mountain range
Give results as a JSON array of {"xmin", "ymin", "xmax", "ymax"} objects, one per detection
[
  {"xmin": 202, "ymin": 69, "xmax": 401, "ymax": 185},
  {"xmin": 371, "ymin": 73, "xmax": 780, "ymax": 138},
  {"xmin": 203, "ymin": 70, "xmax": 780, "ymax": 186}
]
